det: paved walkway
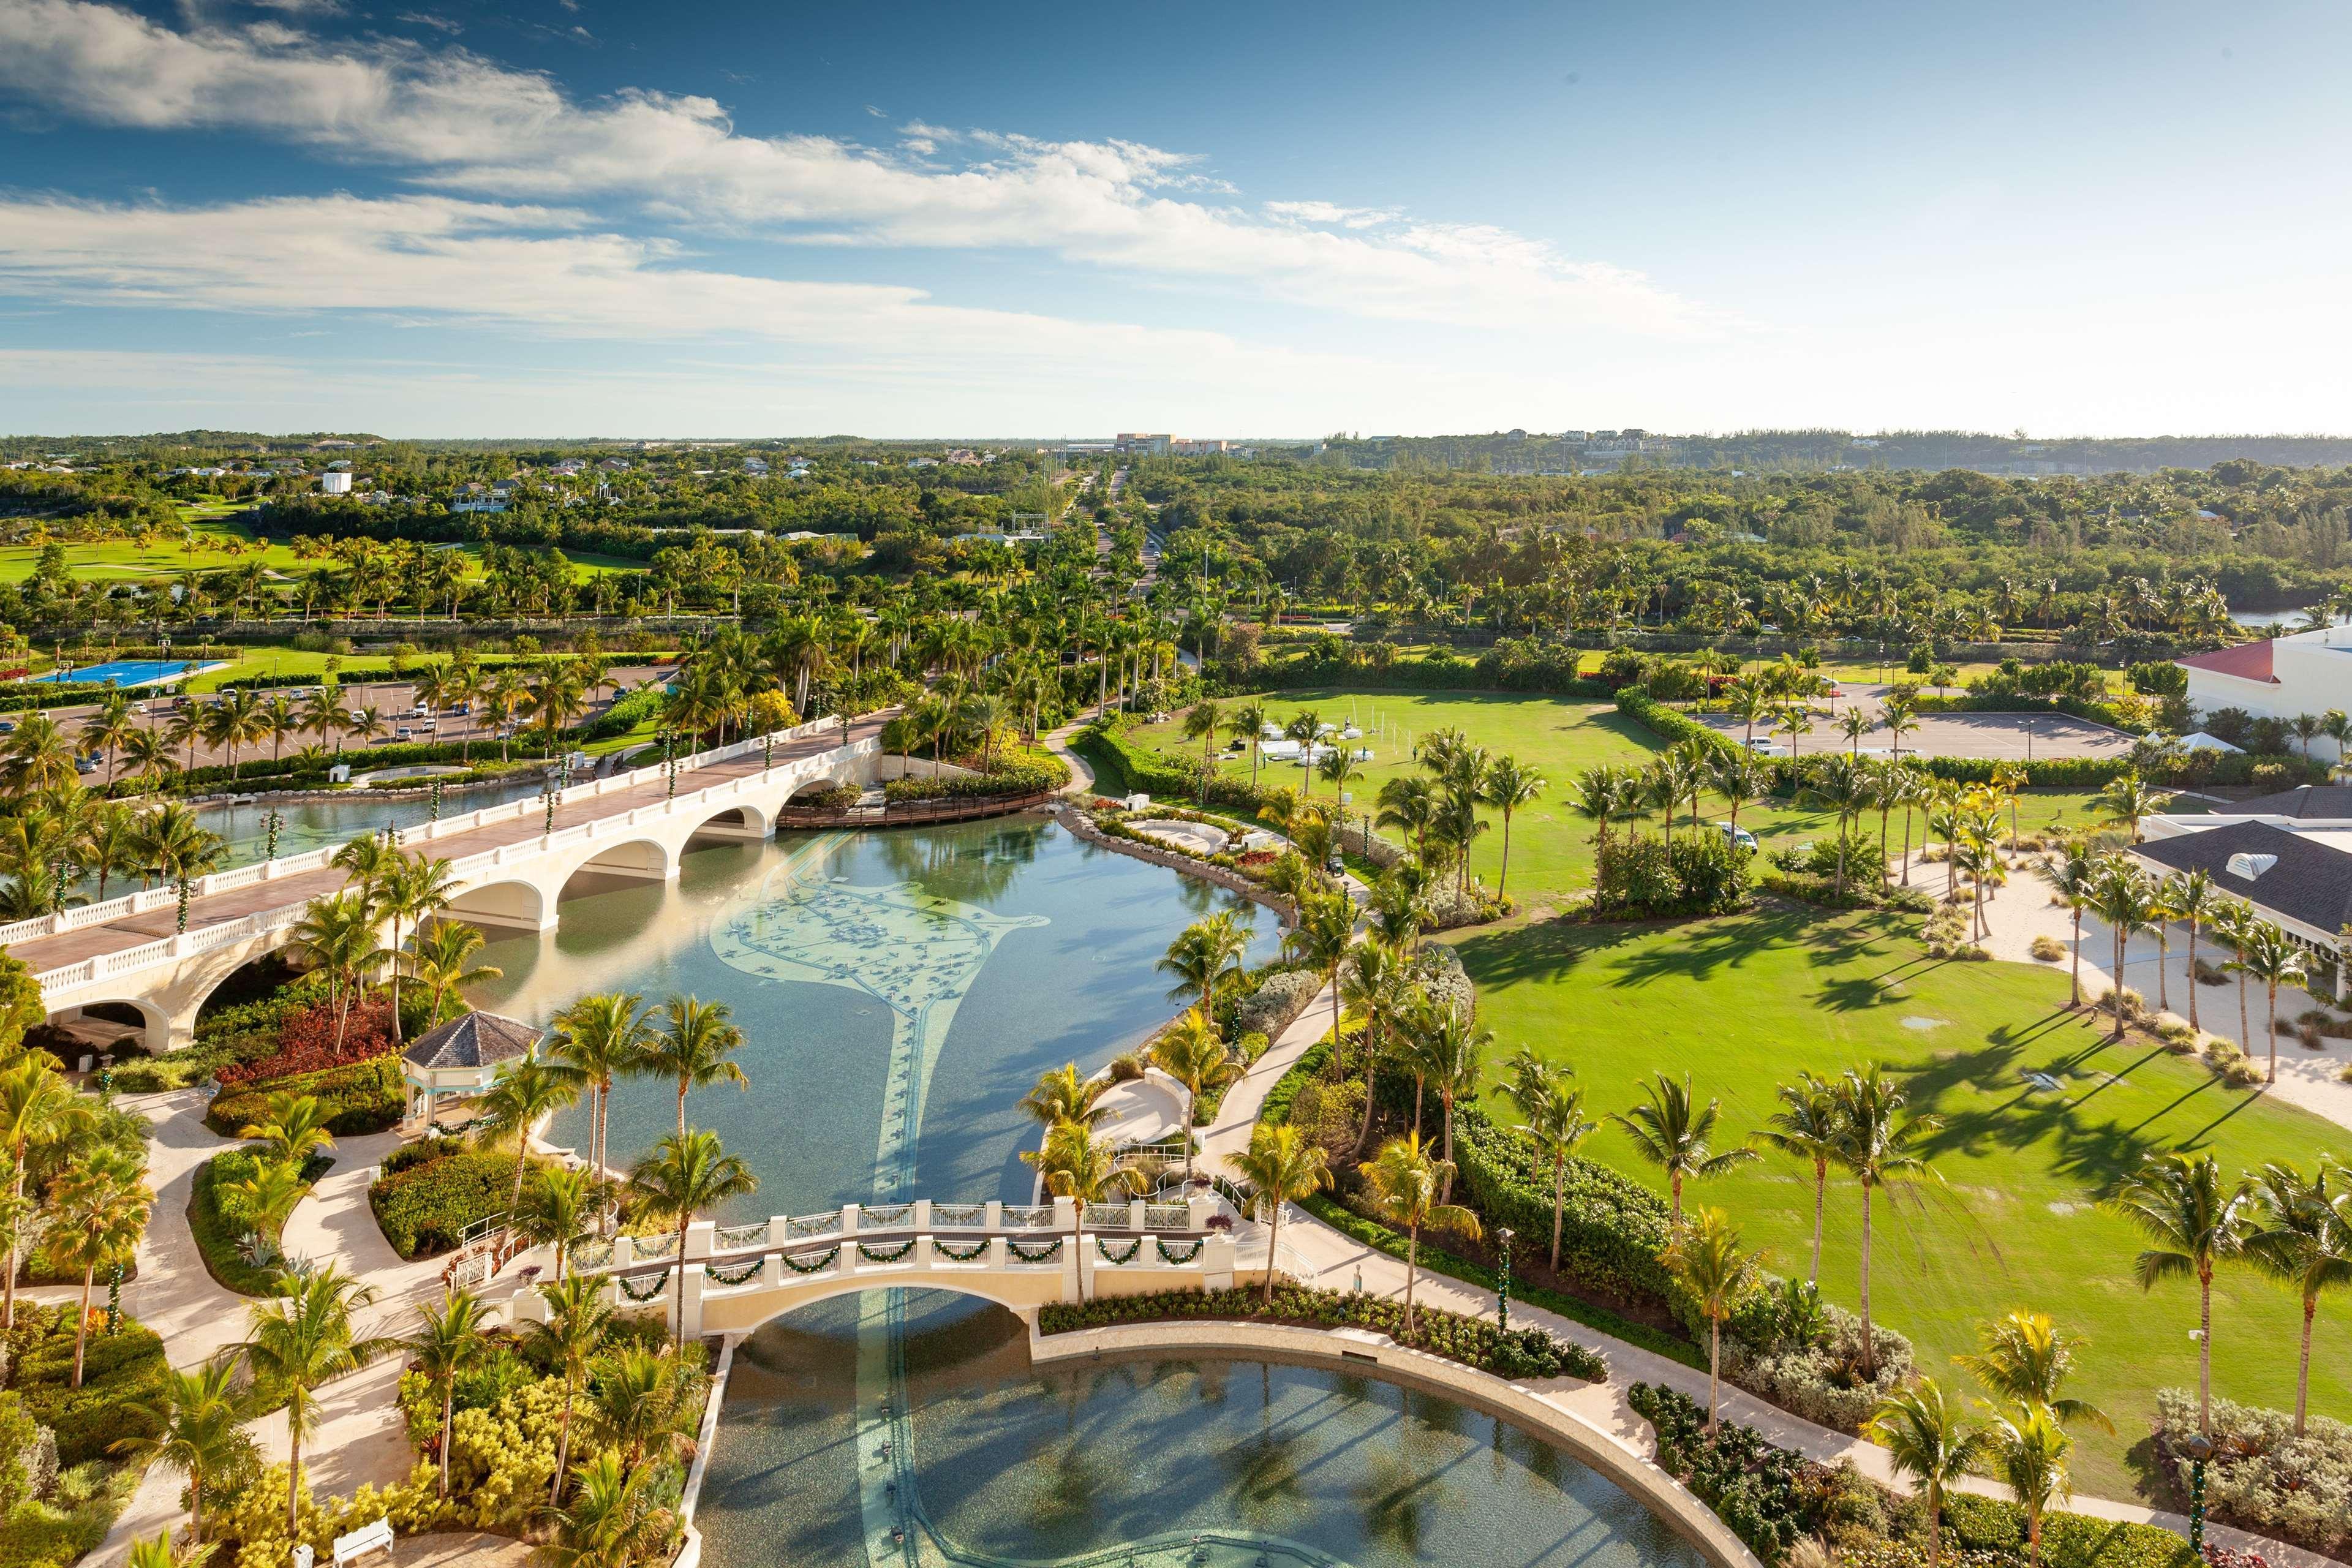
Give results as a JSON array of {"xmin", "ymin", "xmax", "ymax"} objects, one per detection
[
  {"xmin": 1041, "ymin": 718, "xmax": 1098, "ymax": 797},
  {"xmin": 1202, "ymin": 977, "xmax": 2338, "ymax": 1568}
]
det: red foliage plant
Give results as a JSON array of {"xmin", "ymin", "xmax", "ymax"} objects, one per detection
[{"xmin": 214, "ymin": 997, "xmax": 398, "ymax": 1085}]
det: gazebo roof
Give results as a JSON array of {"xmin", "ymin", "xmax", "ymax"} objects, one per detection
[{"xmin": 402, "ymin": 1011, "xmax": 541, "ymax": 1072}]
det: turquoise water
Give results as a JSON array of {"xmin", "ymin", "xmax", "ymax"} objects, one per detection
[
  {"xmin": 32, "ymin": 659, "xmax": 192, "ymax": 685},
  {"xmin": 465, "ymin": 820, "xmax": 1702, "ymax": 1568}
]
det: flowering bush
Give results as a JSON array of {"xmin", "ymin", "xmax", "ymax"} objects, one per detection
[{"xmin": 214, "ymin": 997, "xmax": 397, "ymax": 1085}]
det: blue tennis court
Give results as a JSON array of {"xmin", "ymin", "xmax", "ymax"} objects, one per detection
[{"xmin": 30, "ymin": 660, "xmax": 195, "ymax": 687}]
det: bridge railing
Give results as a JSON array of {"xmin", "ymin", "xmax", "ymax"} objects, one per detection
[{"xmin": 20, "ymin": 714, "xmax": 888, "ymax": 993}]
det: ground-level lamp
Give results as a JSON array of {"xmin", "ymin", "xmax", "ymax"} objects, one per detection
[{"xmin": 1494, "ymin": 1226, "xmax": 1515, "ymax": 1333}]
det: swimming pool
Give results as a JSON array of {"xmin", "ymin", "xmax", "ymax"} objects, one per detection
[{"xmin": 31, "ymin": 660, "xmax": 195, "ymax": 687}]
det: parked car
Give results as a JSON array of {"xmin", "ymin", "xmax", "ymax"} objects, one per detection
[
  {"xmin": 395, "ymin": 727, "xmax": 413, "ymax": 741},
  {"xmin": 74, "ymin": 756, "xmax": 98, "ymax": 774},
  {"xmin": 0, "ymin": 722, "xmax": 16, "ymax": 736},
  {"xmin": 1720, "ymin": 822, "xmax": 1758, "ymax": 851}
]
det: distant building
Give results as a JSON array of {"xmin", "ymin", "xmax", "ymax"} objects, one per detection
[
  {"xmin": 2175, "ymin": 626, "xmax": 2352, "ymax": 764},
  {"xmin": 1115, "ymin": 432, "xmax": 1172, "ymax": 456},
  {"xmin": 320, "ymin": 471, "xmax": 355, "ymax": 495}
]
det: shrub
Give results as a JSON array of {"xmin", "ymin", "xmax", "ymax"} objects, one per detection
[
  {"xmin": 2152, "ymin": 1389, "xmax": 2352, "ymax": 1555},
  {"xmin": 213, "ymin": 997, "xmax": 398, "ymax": 1086},
  {"xmin": 1234, "ymin": 969, "xmax": 1321, "ymax": 1040},
  {"xmin": 1616, "ymin": 688, "xmax": 1742, "ymax": 760},
  {"xmin": 2029, "ymin": 934, "xmax": 2067, "ymax": 962},
  {"xmin": 189, "ymin": 1149, "xmax": 333, "ymax": 1296},
  {"xmin": 882, "ymin": 753, "xmax": 1067, "ymax": 802},
  {"xmin": 1593, "ymin": 832, "xmax": 1752, "ymax": 919},
  {"xmin": 369, "ymin": 1146, "xmax": 543, "ymax": 1259},
  {"xmin": 1037, "ymin": 1284, "xmax": 1605, "ymax": 1381},
  {"xmin": 206, "ymin": 1054, "xmax": 402, "ymax": 1138},
  {"xmin": 2, "ymin": 1305, "xmax": 168, "ymax": 1468}
]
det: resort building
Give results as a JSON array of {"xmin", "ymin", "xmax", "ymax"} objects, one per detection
[
  {"xmin": 400, "ymin": 1009, "xmax": 541, "ymax": 1131},
  {"xmin": 2134, "ymin": 796, "xmax": 2352, "ymax": 1000},
  {"xmin": 2174, "ymin": 625, "xmax": 2352, "ymax": 763}
]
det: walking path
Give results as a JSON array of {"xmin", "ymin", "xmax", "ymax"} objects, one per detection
[
  {"xmin": 1040, "ymin": 719, "xmax": 1097, "ymax": 796},
  {"xmin": 1205, "ymin": 976, "xmax": 2340, "ymax": 1568}
]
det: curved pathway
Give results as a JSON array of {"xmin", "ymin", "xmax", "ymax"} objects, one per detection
[
  {"xmin": 1040, "ymin": 719, "xmax": 1098, "ymax": 797},
  {"xmin": 1205, "ymin": 981, "xmax": 2339, "ymax": 1568}
]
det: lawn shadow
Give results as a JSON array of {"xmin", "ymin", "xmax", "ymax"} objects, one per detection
[{"xmin": 1449, "ymin": 916, "xmax": 1648, "ymax": 992}]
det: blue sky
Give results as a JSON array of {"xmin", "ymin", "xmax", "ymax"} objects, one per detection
[{"xmin": 1, "ymin": 0, "xmax": 2347, "ymax": 437}]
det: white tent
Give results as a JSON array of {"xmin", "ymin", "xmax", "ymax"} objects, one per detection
[{"xmin": 2177, "ymin": 731, "xmax": 2245, "ymax": 754}]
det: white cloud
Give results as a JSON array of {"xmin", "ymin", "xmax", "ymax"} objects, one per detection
[{"xmin": 0, "ymin": 0, "xmax": 1714, "ymax": 336}]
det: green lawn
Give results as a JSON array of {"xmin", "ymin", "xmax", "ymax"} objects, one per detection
[
  {"xmin": 1127, "ymin": 688, "xmax": 2105, "ymax": 907},
  {"xmin": 1447, "ymin": 907, "xmax": 2352, "ymax": 1499},
  {"xmin": 0, "ymin": 516, "xmax": 303, "ymax": 581}
]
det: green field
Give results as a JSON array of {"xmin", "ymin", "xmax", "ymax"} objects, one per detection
[
  {"xmin": 0, "ymin": 518, "xmax": 646, "ymax": 589},
  {"xmin": 1125, "ymin": 688, "xmax": 2103, "ymax": 906},
  {"xmin": 1448, "ymin": 907, "xmax": 2352, "ymax": 1499}
]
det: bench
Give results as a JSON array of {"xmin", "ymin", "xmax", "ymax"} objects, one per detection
[{"xmin": 332, "ymin": 1517, "xmax": 395, "ymax": 1567}]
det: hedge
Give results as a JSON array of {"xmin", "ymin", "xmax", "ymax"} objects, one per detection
[
  {"xmin": 369, "ymin": 1146, "xmax": 532, "ymax": 1258},
  {"xmin": 1240, "ymin": 649, "xmax": 1615, "ymax": 699},
  {"xmin": 206, "ymin": 1053, "xmax": 403, "ymax": 1137},
  {"xmin": 189, "ymin": 1148, "xmax": 333, "ymax": 1296},
  {"xmin": 1451, "ymin": 1105, "xmax": 1679, "ymax": 1311},
  {"xmin": 2, "ymin": 1304, "xmax": 168, "ymax": 1467},
  {"xmin": 104, "ymin": 733, "xmax": 565, "ymax": 797},
  {"xmin": 1074, "ymin": 726, "xmax": 1275, "ymax": 812},
  {"xmin": 1615, "ymin": 687, "xmax": 1743, "ymax": 758},
  {"xmin": 881, "ymin": 755, "xmax": 1067, "ymax": 803},
  {"xmin": 1039, "ymin": 1283, "xmax": 1606, "ymax": 1381}
]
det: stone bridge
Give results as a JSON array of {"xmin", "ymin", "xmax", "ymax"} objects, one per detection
[
  {"xmin": 9, "ymin": 715, "xmax": 896, "ymax": 1052},
  {"xmin": 505, "ymin": 1196, "xmax": 1238, "ymax": 1340}
]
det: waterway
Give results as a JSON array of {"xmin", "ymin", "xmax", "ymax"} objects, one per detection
[{"xmin": 447, "ymin": 817, "xmax": 1706, "ymax": 1568}]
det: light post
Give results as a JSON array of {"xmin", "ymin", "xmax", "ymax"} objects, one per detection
[
  {"xmin": 1495, "ymin": 1226, "xmax": 1515, "ymax": 1333},
  {"xmin": 263, "ymin": 808, "xmax": 282, "ymax": 862},
  {"xmin": 2180, "ymin": 1431, "xmax": 2214, "ymax": 1555}
]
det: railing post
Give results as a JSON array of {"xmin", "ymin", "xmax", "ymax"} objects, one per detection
[
  {"xmin": 761, "ymin": 1253, "xmax": 783, "ymax": 1289},
  {"xmin": 840, "ymin": 1203, "xmax": 859, "ymax": 1237},
  {"xmin": 984, "ymin": 1200, "xmax": 1003, "ymax": 1231},
  {"xmin": 911, "ymin": 1199, "xmax": 932, "ymax": 1232},
  {"xmin": 989, "ymin": 1236, "xmax": 1009, "ymax": 1269},
  {"xmin": 1204, "ymin": 1233, "xmax": 1237, "ymax": 1291},
  {"xmin": 1126, "ymin": 1199, "xmax": 1145, "ymax": 1232},
  {"xmin": 1187, "ymin": 1195, "xmax": 1215, "ymax": 1232},
  {"xmin": 1050, "ymin": 1196, "xmax": 1076, "ymax": 1231},
  {"xmin": 613, "ymin": 1234, "xmax": 635, "ymax": 1269}
]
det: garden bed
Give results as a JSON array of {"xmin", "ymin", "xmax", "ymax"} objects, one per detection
[{"xmin": 188, "ymin": 1149, "xmax": 333, "ymax": 1296}]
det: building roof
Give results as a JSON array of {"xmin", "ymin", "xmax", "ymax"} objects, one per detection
[
  {"xmin": 2173, "ymin": 642, "xmax": 2277, "ymax": 683},
  {"xmin": 403, "ymin": 1011, "xmax": 541, "ymax": 1072},
  {"xmin": 2133, "ymin": 821, "xmax": 2352, "ymax": 937},
  {"xmin": 2223, "ymin": 783, "xmax": 2352, "ymax": 820}
]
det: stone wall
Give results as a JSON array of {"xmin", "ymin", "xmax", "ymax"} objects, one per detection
[{"xmin": 1054, "ymin": 805, "xmax": 1294, "ymax": 922}]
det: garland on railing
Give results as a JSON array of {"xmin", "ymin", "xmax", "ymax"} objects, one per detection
[
  {"xmin": 781, "ymin": 1246, "xmax": 840, "ymax": 1274},
  {"xmin": 858, "ymin": 1238, "xmax": 918, "ymax": 1265},
  {"xmin": 619, "ymin": 1272, "xmax": 671, "ymax": 1303},
  {"xmin": 933, "ymin": 1238, "xmax": 990, "ymax": 1262},
  {"xmin": 1155, "ymin": 1238, "xmax": 1205, "ymax": 1265},
  {"xmin": 568, "ymin": 1238, "xmax": 615, "ymax": 1270},
  {"xmin": 706, "ymin": 1258, "xmax": 764, "ymax": 1287},
  {"xmin": 1096, "ymin": 1237, "xmax": 1143, "ymax": 1265},
  {"xmin": 931, "ymin": 1203, "xmax": 987, "ymax": 1227},
  {"xmin": 633, "ymin": 1233, "xmax": 680, "ymax": 1261},
  {"xmin": 1009, "ymin": 1237, "xmax": 1064, "ymax": 1264},
  {"xmin": 715, "ymin": 1223, "xmax": 769, "ymax": 1251}
]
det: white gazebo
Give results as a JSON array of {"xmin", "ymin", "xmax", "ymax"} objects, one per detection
[{"xmin": 400, "ymin": 1010, "xmax": 541, "ymax": 1133}]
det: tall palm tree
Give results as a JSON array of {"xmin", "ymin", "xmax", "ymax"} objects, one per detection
[
  {"xmin": 1800, "ymin": 753, "xmax": 1875, "ymax": 899},
  {"xmin": 628, "ymin": 1129, "xmax": 758, "ymax": 1348},
  {"xmin": 2101, "ymin": 1151, "xmax": 2255, "ymax": 1436},
  {"xmin": 1477, "ymin": 755, "xmax": 1547, "ymax": 901},
  {"xmin": 1289, "ymin": 889, "xmax": 1356, "ymax": 1071},
  {"xmin": 1953, "ymin": 1310, "xmax": 2112, "ymax": 1434},
  {"xmin": 374, "ymin": 853, "xmax": 459, "ymax": 1042},
  {"xmin": 637, "ymin": 995, "xmax": 748, "ymax": 1137},
  {"xmin": 1987, "ymin": 1401, "xmax": 2073, "ymax": 1568},
  {"xmin": 1156, "ymin": 911, "xmax": 1253, "ymax": 1009},
  {"xmin": 1225, "ymin": 1123, "xmax": 1332, "ymax": 1308},
  {"xmin": 2242, "ymin": 1160, "xmax": 2352, "ymax": 1434},
  {"xmin": 529, "ymin": 1273, "xmax": 616, "ymax": 1504},
  {"xmin": 2233, "ymin": 923, "xmax": 2308, "ymax": 1084},
  {"xmin": 549, "ymin": 991, "xmax": 653, "ymax": 1198},
  {"xmin": 1755, "ymin": 1071, "xmax": 1842, "ymax": 1286},
  {"xmin": 236, "ymin": 1264, "xmax": 401, "ymax": 1531},
  {"xmin": 1226, "ymin": 699, "xmax": 1271, "ymax": 785},
  {"xmin": 111, "ymin": 1359, "xmax": 255, "ymax": 1546},
  {"xmin": 2032, "ymin": 843, "xmax": 2098, "ymax": 1008},
  {"xmin": 477, "ymin": 1056, "xmax": 585, "ymax": 1235},
  {"xmin": 1610, "ymin": 1071, "xmax": 1757, "ymax": 1226},
  {"xmin": 1660, "ymin": 1206, "xmax": 1766, "ymax": 1434},
  {"xmin": 1181, "ymin": 699, "xmax": 1223, "ymax": 802},
  {"xmin": 1017, "ymin": 1063, "xmax": 1109, "ymax": 1131},
  {"xmin": 1504, "ymin": 1058, "xmax": 1593, "ymax": 1272},
  {"xmin": 1867, "ymin": 1378, "xmax": 1988, "ymax": 1568},
  {"xmin": 48, "ymin": 1152, "xmax": 151, "ymax": 1386},
  {"xmin": 405, "ymin": 1286, "xmax": 492, "ymax": 1501},
  {"xmin": 1148, "ymin": 1009, "xmax": 1238, "ymax": 1181},
  {"xmin": 519, "ymin": 1166, "xmax": 595, "ymax": 1280},
  {"xmin": 1021, "ymin": 1120, "xmax": 1141, "ymax": 1298},
  {"xmin": 409, "ymin": 919, "xmax": 503, "ymax": 1028},
  {"xmin": 2082, "ymin": 858, "xmax": 2156, "ymax": 1039},
  {"xmin": 1357, "ymin": 1133, "xmax": 1479, "ymax": 1338},
  {"xmin": 1832, "ymin": 1063, "xmax": 1942, "ymax": 1379},
  {"xmin": 1376, "ymin": 774, "xmax": 1440, "ymax": 867},
  {"xmin": 137, "ymin": 801, "xmax": 224, "ymax": 932},
  {"xmin": 0, "ymin": 1056, "xmax": 86, "ymax": 1331},
  {"xmin": 2168, "ymin": 867, "xmax": 2220, "ymax": 1034},
  {"xmin": 289, "ymin": 891, "xmax": 379, "ymax": 1050}
]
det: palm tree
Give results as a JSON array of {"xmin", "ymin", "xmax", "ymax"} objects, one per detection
[
  {"xmin": 227, "ymin": 1156, "xmax": 309, "ymax": 1251},
  {"xmin": 48, "ymin": 1153, "xmax": 151, "ymax": 1385},
  {"xmin": 1755, "ymin": 1071, "xmax": 1842, "ymax": 1286},
  {"xmin": 1660, "ymin": 1207, "xmax": 1766, "ymax": 1433},
  {"xmin": 1504, "ymin": 1058, "xmax": 1592, "ymax": 1272},
  {"xmin": 1283, "ymin": 710, "xmax": 1322, "ymax": 796},
  {"xmin": 235, "ymin": 1091, "xmax": 336, "ymax": 1166},
  {"xmin": 543, "ymin": 1449, "xmax": 676, "ymax": 1568},
  {"xmin": 410, "ymin": 920, "xmax": 503, "ymax": 1028},
  {"xmin": 1017, "ymin": 1063, "xmax": 1109, "ymax": 1131},
  {"xmin": 549, "ymin": 991, "xmax": 652, "ymax": 1199},
  {"xmin": 1987, "ymin": 1401, "xmax": 2073, "ymax": 1568},
  {"xmin": 1610, "ymin": 1071, "xmax": 1757, "ymax": 1226},
  {"xmin": 529, "ymin": 1273, "xmax": 616, "ymax": 1504},
  {"xmin": 1832, "ymin": 1063, "xmax": 1942, "ymax": 1379},
  {"xmin": 1226, "ymin": 700, "xmax": 1271, "ymax": 785},
  {"xmin": 0, "ymin": 1056, "xmax": 86, "ymax": 1330},
  {"xmin": 1149, "ymin": 1009, "xmax": 1239, "ymax": 1181},
  {"xmin": 628, "ymin": 1129, "xmax": 758, "ymax": 1348},
  {"xmin": 236, "ymin": 1264, "xmax": 402, "ymax": 1531},
  {"xmin": 374, "ymin": 853, "xmax": 459, "ymax": 1042},
  {"xmin": 138, "ymin": 801, "xmax": 224, "ymax": 932},
  {"xmin": 1954, "ymin": 1310, "xmax": 2112, "ymax": 1433},
  {"xmin": 2082, "ymin": 858, "xmax": 2156, "ymax": 1039},
  {"xmin": 478, "ymin": 1056, "xmax": 585, "ymax": 1237},
  {"xmin": 2091, "ymin": 771, "xmax": 2173, "ymax": 843},
  {"xmin": 1839, "ymin": 708, "xmax": 1876, "ymax": 757},
  {"xmin": 588, "ymin": 1344, "xmax": 701, "ymax": 1473},
  {"xmin": 1317, "ymin": 747, "xmax": 1363, "ymax": 848},
  {"xmin": 1357, "ymin": 1133, "xmax": 1479, "ymax": 1338},
  {"xmin": 2032, "ymin": 843, "xmax": 2098, "ymax": 1008},
  {"xmin": 1377, "ymin": 774, "xmax": 1440, "ymax": 867},
  {"xmin": 2242, "ymin": 1160, "xmax": 2352, "ymax": 1434},
  {"xmin": 1867, "ymin": 1378, "xmax": 1988, "ymax": 1568},
  {"xmin": 1225, "ymin": 1123, "xmax": 1332, "ymax": 1307},
  {"xmin": 405, "ymin": 1286, "xmax": 492, "ymax": 1501},
  {"xmin": 2102, "ymin": 1151, "xmax": 2255, "ymax": 1436},
  {"xmin": 2233, "ymin": 922, "xmax": 2308, "ymax": 1084},
  {"xmin": 1021, "ymin": 1120, "xmax": 1141, "ymax": 1298},
  {"xmin": 1181, "ymin": 699, "xmax": 1223, "ymax": 802},
  {"xmin": 1706, "ymin": 750, "xmax": 1766, "ymax": 837},
  {"xmin": 2169, "ymin": 867, "xmax": 2220, "ymax": 1033},
  {"xmin": 1156, "ymin": 911, "xmax": 1253, "ymax": 1009},
  {"xmin": 1289, "ymin": 890, "xmax": 1356, "ymax": 1071},
  {"xmin": 637, "ymin": 995, "xmax": 748, "ymax": 1137},
  {"xmin": 1477, "ymin": 755, "xmax": 1547, "ymax": 901},
  {"xmin": 111, "ymin": 1359, "xmax": 254, "ymax": 1547},
  {"xmin": 519, "ymin": 1166, "xmax": 596, "ymax": 1279},
  {"xmin": 1800, "ymin": 754, "xmax": 1875, "ymax": 899},
  {"xmin": 289, "ymin": 891, "xmax": 378, "ymax": 1050},
  {"xmin": 1414, "ymin": 998, "xmax": 1490, "ymax": 1201}
]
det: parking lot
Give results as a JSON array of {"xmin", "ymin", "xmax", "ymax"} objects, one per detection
[{"xmin": 1695, "ymin": 684, "xmax": 2137, "ymax": 762}]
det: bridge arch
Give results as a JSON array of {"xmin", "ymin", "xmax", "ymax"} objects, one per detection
[
  {"xmin": 695, "ymin": 1272, "xmax": 1061, "ymax": 1337},
  {"xmin": 443, "ymin": 878, "xmax": 552, "ymax": 933},
  {"xmin": 564, "ymin": 838, "xmax": 673, "ymax": 888},
  {"xmin": 44, "ymin": 995, "xmax": 171, "ymax": 1057},
  {"xmin": 689, "ymin": 803, "xmax": 772, "ymax": 841}
]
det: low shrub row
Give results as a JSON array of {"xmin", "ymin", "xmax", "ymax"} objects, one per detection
[
  {"xmin": 1591, "ymin": 831, "xmax": 1752, "ymax": 918},
  {"xmin": 1616, "ymin": 687, "xmax": 1745, "ymax": 760},
  {"xmin": 1038, "ymin": 1284, "xmax": 1607, "ymax": 1381},
  {"xmin": 1073, "ymin": 726, "xmax": 1275, "ymax": 813},
  {"xmin": 881, "ymin": 755, "xmax": 1066, "ymax": 802},
  {"xmin": 212, "ymin": 996, "xmax": 401, "ymax": 1087},
  {"xmin": 369, "ymin": 1144, "xmax": 543, "ymax": 1258},
  {"xmin": 2152, "ymin": 1389, "xmax": 2350, "ymax": 1555},
  {"xmin": 206, "ymin": 1053, "xmax": 403, "ymax": 1137}
]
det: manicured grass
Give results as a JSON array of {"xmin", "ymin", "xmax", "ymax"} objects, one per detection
[
  {"xmin": 0, "ymin": 516, "xmax": 301, "ymax": 581},
  {"xmin": 1128, "ymin": 688, "xmax": 2104, "ymax": 907},
  {"xmin": 1446, "ymin": 906, "xmax": 2352, "ymax": 1499}
]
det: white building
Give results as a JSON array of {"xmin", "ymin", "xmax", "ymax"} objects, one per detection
[
  {"xmin": 320, "ymin": 470, "xmax": 355, "ymax": 495},
  {"xmin": 2175, "ymin": 625, "xmax": 2352, "ymax": 763}
]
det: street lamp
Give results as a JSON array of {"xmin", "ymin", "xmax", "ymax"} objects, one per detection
[{"xmin": 1494, "ymin": 1226, "xmax": 1515, "ymax": 1334}]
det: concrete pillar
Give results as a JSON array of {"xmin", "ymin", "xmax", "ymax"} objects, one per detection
[
  {"xmin": 677, "ymin": 1264, "xmax": 705, "ymax": 1340},
  {"xmin": 912, "ymin": 1199, "xmax": 932, "ymax": 1231},
  {"xmin": 1186, "ymin": 1195, "xmax": 1215, "ymax": 1231},
  {"xmin": 840, "ymin": 1204, "xmax": 859, "ymax": 1237},
  {"xmin": 984, "ymin": 1200, "xmax": 1003, "ymax": 1230},
  {"xmin": 1050, "ymin": 1196, "xmax": 1076, "ymax": 1231},
  {"xmin": 988, "ymin": 1237, "xmax": 1009, "ymax": 1268},
  {"xmin": 613, "ymin": 1233, "xmax": 635, "ymax": 1268},
  {"xmin": 684, "ymin": 1219, "xmax": 715, "ymax": 1262},
  {"xmin": 1205, "ymin": 1233, "xmax": 1237, "ymax": 1291},
  {"xmin": 1125, "ymin": 1198, "xmax": 1145, "ymax": 1231}
]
